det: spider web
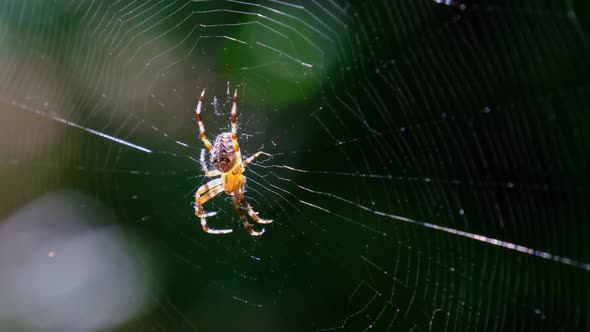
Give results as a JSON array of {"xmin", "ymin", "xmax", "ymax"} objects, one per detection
[{"xmin": 0, "ymin": 0, "xmax": 589, "ymax": 331}]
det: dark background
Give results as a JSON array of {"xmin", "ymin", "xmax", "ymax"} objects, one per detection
[{"xmin": 0, "ymin": 0, "xmax": 589, "ymax": 331}]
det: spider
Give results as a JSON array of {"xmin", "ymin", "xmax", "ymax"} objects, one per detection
[{"xmin": 194, "ymin": 88, "xmax": 272, "ymax": 236}]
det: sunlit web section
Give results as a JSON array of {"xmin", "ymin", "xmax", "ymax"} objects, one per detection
[
  {"xmin": 1, "ymin": 0, "xmax": 589, "ymax": 331},
  {"xmin": 6, "ymin": 100, "xmax": 152, "ymax": 154},
  {"xmin": 267, "ymin": 164, "xmax": 590, "ymax": 271},
  {"xmin": 60, "ymin": 0, "xmax": 351, "ymax": 158}
]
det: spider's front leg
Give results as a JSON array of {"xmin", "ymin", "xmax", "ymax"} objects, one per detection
[
  {"xmin": 195, "ymin": 89, "xmax": 214, "ymax": 152},
  {"xmin": 195, "ymin": 178, "xmax": 233, "ymax": 234},
  {"xmin": 242, "ymin": 151, "xmax": 271, "ymax": 168}
]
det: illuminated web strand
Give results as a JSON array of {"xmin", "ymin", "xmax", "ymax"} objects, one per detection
[
  {"xmin": 244, "ymin": 171, "xmax": 296, "ymax": 218},
  {"xmin": 328, "ymin": 95, "xmax": 381, "ymax": 136},
  {"xmin": 270, "ymin": 165, "xmax": 581, "ymax": 192},
  {"xmin": 199, "ymin": 22, "xmax": 288, "ymax": 38},
  {"xmin": 270, "ymin": 167, "xmax": 590, "ymax": 271},
  {"xmin": 432, "ymin": 0, "xmax": 466, "ymax": 10},
  {"xmin": 255, "ymin": 42, "xmax": 313, "ymax": 68},
  {"xmin": 9, "ymin": 101, "xmax": 152, "ymax": 154},
  {"xmin": 311, "ymin": 0, "xmax": 348, "ymax": 29},
  {"xmin": 133, "ymin": 11, "xmax": 310, "ymax": 78},
  {"xmin": 303, "ymin": 184, "xmax": 590, "ymax": 270},
  {"xmin": 248, "ymin": 168, "xmax": 386, "ymax": 235},
  {"xmin": 264, "ymin": 0, "xmax": 343, "ymax": 43},
  {"xmin": 114, "ymin": 0, "xmax": 190, "ymax": 55},
  {"xmin": 232, "ymin": 295, "xmax": 263, "ymax": 308},
  {"xmin": 91, "ymin": 0, "xmax": 122, "ymax": 37},
  {"xmin": 317, "ymin": 281, "xmax": 388, "ymax": 332},
  {"xmin": 190, "ymin": 8, "xmax": 324, "ymax": 56},
  {"xmin": 226, "ymin": 0, "xmax": 336, "ymax": 42}
]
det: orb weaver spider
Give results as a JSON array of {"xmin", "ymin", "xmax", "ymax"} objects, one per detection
[{"xmin": 194, "ymin": 88, "xmax": 272, "ymax": 236}]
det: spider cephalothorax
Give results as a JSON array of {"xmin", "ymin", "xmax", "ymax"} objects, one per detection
[
  {"xmin": 211, "ymin": 132, "xmax": 236, "ymax": 173},
  {"xmin": 194, "ymin": 88, "xmax": 272, "ymax": 236}
]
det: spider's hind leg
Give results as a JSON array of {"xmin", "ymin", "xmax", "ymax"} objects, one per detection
[
  {"xmin": 237, "ymin": 176, "xmax": 272, "ymax": 224},
  {"xmin": 233, "ymin": 194, "xmax": 265, "ymax": 236},
  {"xmin": 239, "ymin": 197, "xmax": 273, "ymax": 224},
  {"xmin": 232, "ymin": 176, "xmax": 270, "ymax": 236},
  {"xmin": 195, "ymin": 178, "xmax": 233, "ymax": 234}
]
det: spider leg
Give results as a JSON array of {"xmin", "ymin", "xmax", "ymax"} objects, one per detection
[
  {"xmin": 230, "ymin": 89, "xmax": 243, "ymax": 162},
  {"xmin": 234, "ymin": 176, "xmax": 271, "ymax": 235},
  {"xmin": 199, "ymin": 187, "xmax": 230, "ymax": 234},
  {"xmin": 235, "ymin": 174, "xmax": 272, "ymax": 224},
  {"xmin": 200, "ymin": 149, "xmax": 221, "ymax": 177},
  {"xmin": 233, "ymin": 193, "xmax": 265, "ymax": 236},
  {"xmin": 239, "ymin": 195, "xmax": 273, "ymax": 224},
  {"xmin": 196, "ymin": 88, "xmax": 214, "ymax": 152},
  {"xmin": 242, "ymin": 151, "xmax": 271, "ymax": 168},
  {"xmin": 195, "ymin": 178, "xmax": 233, "ymax": 234}
]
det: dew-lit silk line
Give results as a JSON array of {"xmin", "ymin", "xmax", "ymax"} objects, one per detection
[
  {"xmin": 10, "ymin": 101, "xmax": 152, "ymax": 153},
  {"xmin": 277, "ymin": 165, "xmax": 590, "ymax": 271}
]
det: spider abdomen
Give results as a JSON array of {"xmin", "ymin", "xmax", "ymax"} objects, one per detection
[{"xmin": 211, "ymin": 132, "xmax": 236, "ymax": 173}]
